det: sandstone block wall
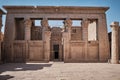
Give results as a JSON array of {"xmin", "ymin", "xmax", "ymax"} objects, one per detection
[{"xmin": 2, "ymin": 6, "xmax": 110, "ymax": 62}]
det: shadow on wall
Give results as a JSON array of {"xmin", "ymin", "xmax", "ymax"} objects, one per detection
[{"xmin": 0, "ymin": 63, "xmax": 52, "ymax": 80}]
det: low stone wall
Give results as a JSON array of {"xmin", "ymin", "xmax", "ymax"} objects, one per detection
[
  {"xmin": 64, "ymin": 41, "xmax": 99, "ymax": 62},
  {"xmin": 3, "ymin": 41, "xmax": 45, "ymax": 63}
]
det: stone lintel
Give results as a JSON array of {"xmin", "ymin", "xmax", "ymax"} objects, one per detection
[{"xmin": 3, "ymin": 6, "xmax": 109, "ymax": 14}]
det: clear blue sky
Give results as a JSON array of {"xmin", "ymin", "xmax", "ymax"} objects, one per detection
[{"xmin": 0, "ymin": 0, "xmax": 120, "ymax": 33}]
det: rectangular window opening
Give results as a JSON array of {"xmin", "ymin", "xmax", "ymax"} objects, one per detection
[
  {"xmin": 34, "ymin": 20, "xmax": 41, "ymax": 26},
  {"xmin": 15, "ymin": 18, "xmax": 24, "ymax": 40},
  {"xmin": 31, "ymin": 19, "xmax": 42, "ymax": 40},
  {"xmin": 48, "ymin": 20, "xmax": 64, "ymax": 28},
  {"xmin": 88, "ymin": 19, "xmax": 98, "ymax": 41},
  {"xmin": 72, "ymin": 20, "xmax": 82, "ymax": 27}
]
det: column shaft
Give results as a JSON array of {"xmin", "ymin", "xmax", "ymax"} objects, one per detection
[
  {"xmin": 63, "ymin": 18, "xmax": 72, "ymax": 59},
  {"xmin": 82, "ymin": 18, "xmax": 89, "ymax": 61},
  {"xmin": 24, "ymin": 19, "xmax": 32, "ymax": 61},
  {"xmin": 24, "ymin": 19, "xmax": 32, "ymax": 40},
  {"xmin": 41, "ymin": 18, "xmax": 51, "ymax": 61},
  {"xmin": 111, "ymin": 22, "xmax": 119, "ymax": 64}
]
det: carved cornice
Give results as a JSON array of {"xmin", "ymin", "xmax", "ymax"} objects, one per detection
[{"xmin": 3, "ymin": 6, "xmax": 109, "ymax": 14}]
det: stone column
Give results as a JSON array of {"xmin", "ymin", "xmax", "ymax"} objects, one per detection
[
  {"xmin": 44, "ymin": 31, "xmax": 51, "ymax": 61},
  {"xmin": 82, "ymin": 18, "xmax": 89, "ymax": 61},
  {"xmin": 41, "ymin": 18, "xmax": 49, "ymax": 31},
  {"xmin": 41, "ymin": 18, "xmax": 51, "ymax": 62},
  {"xmin": 82, "ymin": 18, "xmax": 89, "ymax": 41},
  {"xmin": 63, "ymin": 18, "xmax": 72, "ymax": 32},
  {"xmin": 111, "ymin": 22, "xmax": 119, "ymax": 64},
  {"xmin": 63, "ymin": 18, "xmax": 72, "ymax": 61},
  {"xmin": 24, "ymin": 19, "xmax": 32, "ymax": 61},
  {"xmin": 24, "ymin": 19, "xmax": 32, "ymax": 40},
  {"xmin": 41, "ymin": 18, "xmax": 49, "ymax": 41}
]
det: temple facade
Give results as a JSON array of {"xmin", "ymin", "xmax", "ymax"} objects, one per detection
[{"xmin": 2, "ymin": 6, "xmax": 110, "ymax": 62}]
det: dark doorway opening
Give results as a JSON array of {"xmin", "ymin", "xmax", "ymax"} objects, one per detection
[
  {"xmin": 55, "ymin": 52, "xmax": 59, "ymax": 59},
  {"xmin": 53, "ymin": 45, "xmax": 59, "ymax": 59}
]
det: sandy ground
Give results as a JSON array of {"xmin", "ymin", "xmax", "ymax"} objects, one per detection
[{"xmin": 0, "ymin": 62, "xmax": 120, "ymax": 80}]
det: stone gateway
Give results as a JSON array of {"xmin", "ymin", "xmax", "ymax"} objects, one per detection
[{"xmin": 2, "ymin": 6, "xmax": 110, "ymax": 62}]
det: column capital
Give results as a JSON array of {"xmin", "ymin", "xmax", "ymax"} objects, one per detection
[
  {"xmin": 110, "ymin": 22, "xmax": 119, "ymax": 29},
  {"xmin": 41, "ymin": 18, "xmax": 48, "ymax": 27},
  {"xmin": 82, "ymin": 18, "xmax": 90, "ymax": 25},
  {"xmin": 63, "ymin": 18, "xmax": 72, "ymax": 27},
  {"xmin": 41, "ymin": 18, "xmax": 50, "ymax": 31},
  {"xmin": 24, "ymin": 19, "xmax": 32, "ymax": 28}
]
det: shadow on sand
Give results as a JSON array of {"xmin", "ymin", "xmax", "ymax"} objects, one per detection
[
  {"xmin": 0, "ymin": 75, "xmax": 14, "ymax": 80},
  {"xmin": 0, "ymin": 63, "xmax": 52, "ymax": 80}
]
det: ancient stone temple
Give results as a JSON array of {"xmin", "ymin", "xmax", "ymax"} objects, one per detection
[{"xmin": 2, "ymin": 6, "xmax": 110, "ymax": 62}]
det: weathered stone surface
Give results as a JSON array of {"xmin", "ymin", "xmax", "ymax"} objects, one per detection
[
  {"xmin": 111, "ymin": 22, "xmax": 119, "ymax": 64},
  {"xmin": 24, "ymin": 19, "xmax": 32, "ymax": 40},
  {"xmin": 3, "ymin": 6, "xmax": 110, "ymax": 62}
]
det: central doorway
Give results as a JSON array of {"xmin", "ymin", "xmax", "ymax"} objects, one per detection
[{"xmin": 53, "ymin": 45, "xmax": 59, "ymax": 59}]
